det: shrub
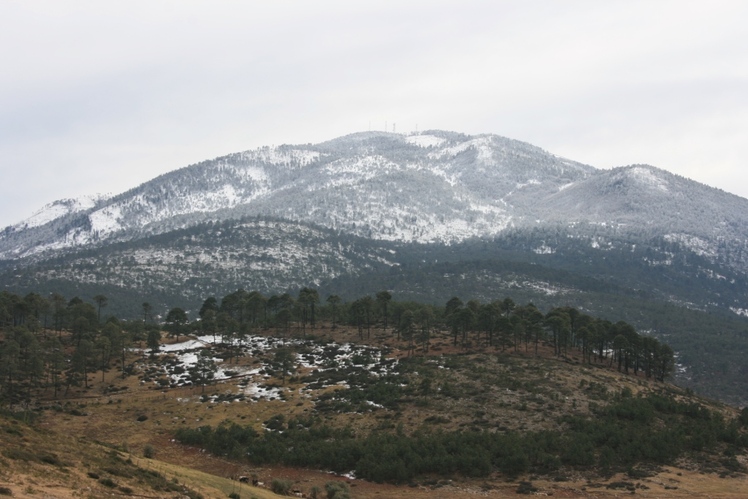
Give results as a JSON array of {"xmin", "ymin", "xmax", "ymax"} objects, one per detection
[
  {"xmin": 143, "ymin": 444, "xmax": 155, "ymax": 459},
  {"xmin": 270, "ymin": 478, "xmax": 292, "ymax": 495},
  {"xmin": 325, "ymin": 481, "xmax": 350, "ymax": 499},
  {"xmin": 2, "ymin": 448, "xmax": 37, "ymax": 462},
  {"xmin": 516, "ymin": 481, "xmax": 537, "ymax": 494},
  {"xmin": 99, "ymin": 477, "xmax": 117, "ymax": 488},
  {"xmin": 39, "ymin": 453, "xmax": 62, "ymax": 466}
]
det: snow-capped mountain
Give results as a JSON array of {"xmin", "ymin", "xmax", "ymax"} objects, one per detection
[
  {"xmin": 0, "ymin": 131, "xmax": 595, "ymax": 259},
  {"xmin": 5, "ymin": 130, "xmax": 748, "ymax": 264},
  {"xmin": 4, "ymin": 129, "xmax": 748, "ymax": 283}
]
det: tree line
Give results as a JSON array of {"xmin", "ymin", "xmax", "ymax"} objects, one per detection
[
  {"xmin": 0, "ymin": 285, "xmax": 674, "ymax": 409},
  {"xmin": 0, "ymin": 290, "xmax": 161, "ymax": 407},
  {"xmin": 184, "ymin": 288, "xmax": 673, "ymax": 381}
]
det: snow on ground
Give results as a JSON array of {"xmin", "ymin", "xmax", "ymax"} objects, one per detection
[
  {"xmin": 89, "ymin": 204, "xmax": 123, "ymax": 236},
  {"xmin": 405, "ymin": 134, "xmax": 446, "ymax": 148},
  {"xmin": 160, "ymin": 338, "xmax": 210, "ymax": 352},
  {"xmin": 731, "ymin": 307, "xmax": 748, "ymax": 317},
  {"xmin": 16, "ymin": 195, "xmax": 101, "ymax": 229},
  {"xmin": 664, "ymin": 233, "xmax": 717, "ymax": 259},
  {"xmin": 142, "ymin": 333, "xmax": 398, "ymax": 404},
  {"xmin": 629, "ymin": 166, "xmax": 669, "ymax": 192}
]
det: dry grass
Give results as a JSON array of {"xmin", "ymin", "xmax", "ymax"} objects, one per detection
[{"xmin": 3, "ymin": 323, "xmax": 748, "ymax": 498}]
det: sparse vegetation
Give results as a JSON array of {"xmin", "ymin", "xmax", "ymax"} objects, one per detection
[
  {"xmin": 1, "ymin": 287, "xmax": 748, "ymax": 497},
  {"xmin": 270, "ymin": 478, "xmax": 293, "ymax": 495},
  {"xmin": 325, "ymin": 481, "xmax": 350, "ymax": 499}
]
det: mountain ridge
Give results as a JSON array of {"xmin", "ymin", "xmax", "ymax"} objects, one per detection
[
  {"xmin": 4, "ymin": 129, "xmax": 748, "ymax": 314},
  {"xmin": 1, "ymin": 131, "xmax": 596, "ymax": 258},
  {"xmin": 5, "ymin": 131, "xmax": 748, "ymax": 263}
]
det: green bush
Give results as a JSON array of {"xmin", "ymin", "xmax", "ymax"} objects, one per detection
[
  {"xmin": 99, "ymin": 477, "xmax": 117, "ymax": 488},
  {"xmin": 516, "ymin": 481, "xmax": 537, "ymax": 494},
  {"xmin": 270, "ymin": 478, "xmax": 292, "ymax": 495},
  {"xmin": 325, "ymin": 481, "xmax": 350, "ymax": 499},
  {"xmin": 174, "ymin": 391, "xmax": 748, "ymax": 483}
]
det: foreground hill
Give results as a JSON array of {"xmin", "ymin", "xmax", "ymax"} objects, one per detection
[
  {"xmin": 3, "ymin": 318, "xmax": 748, "ymax": 498},
  {"xmin": 0, "ymin": 412, "xmax": 280, "ymax": 498}
]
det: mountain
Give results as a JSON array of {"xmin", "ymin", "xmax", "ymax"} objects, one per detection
[
  {"xmin": 1, "ymin": 131, "xmax": 595, "ymax": 258},
  {"xmin": 4, "ymin": 129, "xmax": 748, "ymax": 313},
  {"xmin": 2, "ymin": 130, "xmax": 748, "ymax": 404},
  {"xmin": 4, "ymin": 130, "xmax": 748, "ymax": 264}
]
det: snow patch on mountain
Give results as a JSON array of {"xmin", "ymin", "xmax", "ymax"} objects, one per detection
[
  {"xmin": 234, "ymin": 164, "xmax": 271, "ymax": 187},
  {"xmin": 15, "ymin": 195, "xmax": 102, "ymax": 229},
  {"xmin": 241, "ymin": 147, "xmax": 320, "ymax": 167},
  {"xmin": 664, "ymin": 233, "xmax": 717, "ymax": 258},
  {"xmin": 730, "ymin": 307, "xmax": 748, "ymax": 317},
  {"xmin": 320, "ymin": 156, "xmax": 396, "ymax": 189},
  {"xmin": 629, "ymin": 166, "xmax": 669, "ymax": 192},
  {"xmin": 406, "ymin": 134, "xmax": 446, "ymax": 148},
  {"xmin": 193, "ymin": 184, "xmax": 243, "ymax": 209},
  {"xmin": 429, "ymin": 136, "xmax": 493, "ymax": 161},
  {"xmin": 534, "ymin": 244, "xmax": 555, "ymax": 255},
  {"xmin": 90, "ymin": 205, "xmax": 123, "ymax": 236},
  {"xmin": 469, "ymin": 200, "xmax": 507, "ymax": 216},
  {"xmin": 516, "ymin": 179, "xmax": 541, "ymax": 189}
]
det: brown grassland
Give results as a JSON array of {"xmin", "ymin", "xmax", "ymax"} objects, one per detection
[{"xmin": 3, "ymin": 323, "xmax": 748, "ymax": 498}]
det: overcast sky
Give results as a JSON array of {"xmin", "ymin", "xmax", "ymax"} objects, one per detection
[{"xmin": 1, "ymin": 0, "xmax": 747, "ymax": 228}]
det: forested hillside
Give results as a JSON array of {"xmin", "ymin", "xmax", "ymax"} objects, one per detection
[
  {"xmin": 3, "ymin": 287, "xmax": 748, "ymax": 498},
  {"xmin": 0, "ymin": 287, "xmax": 675, "ymax": 409}
]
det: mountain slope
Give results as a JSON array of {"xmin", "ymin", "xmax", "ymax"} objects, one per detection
[
  {"xmin": 0, "ymin": 217, "xmax": 399, "ymax": 317},
  {"xmin": 4, "ymin": 131, "xmax": 748, "ymax": 273},
  {"xmin": 1, "ymin": 131, "xmax": 596, "ymax": 258}
]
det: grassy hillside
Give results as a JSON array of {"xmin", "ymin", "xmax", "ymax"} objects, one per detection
[
  {"xmin": 0, "ymin": 410, "xmax": 281, "ymax": 498},
  {"xmin": 3, "ymin": 322, "xmax": 748, "ymax": 498}
]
